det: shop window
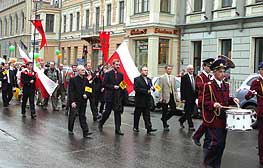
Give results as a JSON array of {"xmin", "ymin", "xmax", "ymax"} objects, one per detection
[
  {"xmin": 158, "ymin": 39, "xmax": 169, "ymax": 65},
  {"xmin": 107, "ymin": 4, "xmax": 111, "ymax": 26},
  {"xmin": 221, "ymin": 39, "xmax": 232, "ymax": 58},
  {"xmin": 160, "ymin": 0, "xmax": 171, "ymax": 13},
  {"xmin": 46, "ymin": 14, "xmax": 54, "ymax": 32},
  {"xmin": 255, "ymin": 38, "xmax": 263, "ymax": 72},
  {"xmin": 193, "ymin": 41, "xmax": 202, "ymax": 73},
  {"xmin": 194, "ymin": 0, "xmax": 202, "ymax": 12},
  {"xmin": 135, "ymin": 40, "xmax": 148, "ymax": 67},
  {"xmin": 119, "ymin": 1, "xmax": 125, "ymax": 24},
  {"xmin": 222, "ymin": 0, "xmax": 232, "ymax": 8}
]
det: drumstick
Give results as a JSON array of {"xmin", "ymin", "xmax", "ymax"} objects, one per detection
[{"xmin": 221, "ymin": 106, "xmax": 239, "ymax": 109}]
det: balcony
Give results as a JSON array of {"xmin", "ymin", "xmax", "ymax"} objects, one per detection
[{"xmin": 81, "ymin": 26, "xmax": 100, "ymax": 43}]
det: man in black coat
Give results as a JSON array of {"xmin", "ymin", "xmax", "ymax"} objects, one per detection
[
  {"xmin": 0, "ymin": 63, "xmax": 16, "ymax": 107},
  {"xmin": 21, "ymin": 62, "xmax": 36, "ymax": 119},
  {"xmin": 98, "ymin": 59, "xmax": 125, "ymax": 135},
  {"xmin": 133, "ymin": 66, "xmax": 157, "ymax": 135},
  {"xmin": 68, "ymin": 65, "xmax": 93, "ymax": 138},
  {"xmin": 179, "ymin": 64, "xmax": 197, "ymax": 131}
]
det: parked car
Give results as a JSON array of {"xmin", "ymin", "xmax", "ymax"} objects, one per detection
[
  {"xmin": 235, "ymin": 74, "xmax": 259, "ymax": 128},
  {"xmin": 127, "ymin": 76, "xmax": 184, "ymax": 112}
]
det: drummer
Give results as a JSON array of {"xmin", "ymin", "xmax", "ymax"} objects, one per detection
[
  {"xmin": 245, "ymin": 61, "xmax": 263, "ymax": 167},
  {"xmin": 202, "ymin": 58, "xmax": 239, "ymax": 168}
]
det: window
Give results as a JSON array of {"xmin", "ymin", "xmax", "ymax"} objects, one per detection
[
  {"xmin": 158, "ymin": 39, "xmax": 169, "ymax": 65},
  {"xmin": 222, "ymin": 0, "xmax": 232, "ymax": 8},
  {"xmin": 15, "ymin": 14, "xmax": 18, "ymax": 34},
  {"xmin": 193, "ymin": 41, "xmax": 202, "ymax": 73},
  {"xmin": 63, "ymin": 15, "xmax": 66, "ymax": 32},
  {"xmin": 74, "ymin": 47, "xmax": 78, "ymax": 63},
  {"xmin": 107, "ymin": 4, "xmax": 111, "ymax": 26},
  {"xmin": 119, "ymin": 1, "xmax": 124, "ymax": 24},
  {"xmin": 256, "ymin": 0, "xmax": 263, "ymax": 3},
  {"xmin": 61, "ymin": 47, "xmax": 65, "ymax": 64},
  {"xmin": 86, "ymin": 10, "xmax": 89, "ymax": 29},
  {"xmin": 194, "ymin": 0, "xmax": 203, "ymax": 12},
  {"xmin": 96, "ymin": 7, "xmax": 100, "ymax": 30},
  {"xmin": 67, "ymin": 47, "xmax": 71, "ymax": 65},
  {"xmin": 221, "ymin": 39, "xmax": 232, "ymax": 58},
  {"xmin": 70, "ymin": 14, "xmax": 73, "ymax": 32},
  {"xmin": 134, "ymin": 0, "xmax": 149, "ymax": 14},
  {"xmin": 4, "ymin": 18, "xmax": 7, "ymax": 36},
  {"xmin": 160, "ymin": 0, "xmax": 171, "ymax": 13},
  {"xmin": 255, "ymin": 38, "xmax": 263, "ymax": 72},
  {"xmin": 21, "ymin": 12, "xmax": 25, "ymax": 33},
  {"xmin": 76, "ymin": 12, "xmax": 80, "ymax": 31},
  {"xmin": 0, "ymin": 20, "xmax": 2, "ymax": 37},
  {"xmin": 10, "ymin": 16, "xmax": 12, "ymax": 35},
  {"xmin": 46, "ymin": 14, "xmax": 54, "ymax": 32},
  {"xmin": 135, "ymin": 40, "xmax": 148, "ymax": 67}
]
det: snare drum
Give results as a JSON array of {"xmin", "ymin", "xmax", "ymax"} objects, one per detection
[{"xmin": 226, "ymin": 109, "xmax": 252, "ymax": 131}]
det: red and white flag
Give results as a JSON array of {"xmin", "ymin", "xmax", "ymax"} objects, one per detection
[
  {"xmin": 31, "ymin": 20, "xmax": 47, "ymax": 49},
  {"xmin": 18, "ymin": 45, "xmax": 58, "ymax": 99},
  {"xmin": 108, "ymin": 42, "xmax": 140, "ymax": 95}
]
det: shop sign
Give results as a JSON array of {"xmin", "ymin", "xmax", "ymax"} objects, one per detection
[
  {"xmin": 154, "ymin": 28, "xmax": 178, "ymax": 35},
  {"xmin": 130, "ymin": 29, "xmax": 147, "ymax": 35}
]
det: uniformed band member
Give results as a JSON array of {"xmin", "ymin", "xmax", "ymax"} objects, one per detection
[
  {"xmin": 192, "ymin": 58, "xmax": 214, "ymax": 146},
  {"xmin": 245, "ymin": 62, "xmax": 263, "ymax": 167},
  {"xmin": 98, "ymin": 59, "xmax": 125, "ymax": 135},
  {"xmin": 21, "ymin": 62, "xmax": 36, "ymax": 119},
  {"xmin": 159, "ymin": 65, "xmax": 179, "ymax": 131},
  {"xmin": 133, "ymin": 66, "xmax": 157, "ymax": 135},
  {"xmin": 68, "ymin": 65, "xmax": 92, "ymax": 138},
  {"xmin": 202, "ymin": 58, "xmax": 239, "ymax": 168}
]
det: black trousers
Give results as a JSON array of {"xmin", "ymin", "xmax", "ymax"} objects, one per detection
[
  {"xmin": 161, "ymin": 93, "xmax": 177, "ymax": 127},
  {"xmin": 21, "ymin": 89, "xmax": 35, "ymax": 115},
  {"xmin": 88, "ymin": 96, "xmax": 98, "ymax": 120},
  {"xmin": 2, "ymin": 85, "xmax": 13, "ymax": 106},
  {"xmin": 179, "ymin": 101, "xmax": 194, "ymax": 127},
  {"xmin": 68, "ymin": 104, "xmax": 89, "ymax": 134},
  {"xmin": 203, "ymin": 127, "xmax": 227, "ymax": 168},
  {"xmin": 258, "ymin": 118, "xmax": 263, "ymax": 164},
  {"xmin": 100, "ymin": 102, "xmax": 121, "ymax": 131},
  {"xmin": 133, "ymin": 107, "xmax": 152, "ymax": 130}
]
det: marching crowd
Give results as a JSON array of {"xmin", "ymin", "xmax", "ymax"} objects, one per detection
[{"xmin": 1, "ymin": 56, "xmax": 263, "ymax": 168}]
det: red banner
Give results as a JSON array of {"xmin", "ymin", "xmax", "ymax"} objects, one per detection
[
  {"xmin": 99, "ymin": 31, "xmax": 110, "ymax": 62},
  {"xmin": 31, "ymin": 20, "xmax": 47, "ymax": 49}
]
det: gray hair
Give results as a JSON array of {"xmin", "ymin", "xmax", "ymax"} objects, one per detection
[
  {"xmin": 186, "ymin": 64, "xmax": 194, "ymax": 69},
  {"xmin": 77, "ymin": 65, "xmax": 85, "ymax": 71}
]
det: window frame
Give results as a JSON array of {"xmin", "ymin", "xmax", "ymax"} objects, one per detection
[
  {"xmin": 160, "ymin": 0, "xmax": 171, "ymax": 13},
  {"xmin": 70, "ymin": 13, "xmax": 73, "ymax": 32},
  {"xmin": 119, "ymin": 1, "xmax": 125, "ymax": 24},
  {"xmin": 194, "ymin": 0, "xmax": 203, "ymax": 12},
  {"xmin": 76, "ymin": 12, "xmax": 80, "ymax": 31},
  {"xmin": 86, "ymin": 9, "xmax": 90, "ymax": 29},
  {"xmin": 222, "ymin": 0, "xmax": 232, "ymax": 8},
  {"xmin": 46, "ymin": 14, "xmax": 55, "ymax": 32},
  {"xmin": 63, "ymin": 15, "xmax": 66, "ymax": 33},
  {"xmin": 107, "ymin": 4, "xmax": 112, "ymax": 26}
]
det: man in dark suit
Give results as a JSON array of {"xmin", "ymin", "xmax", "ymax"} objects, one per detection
[
  {"xmin": 98, "ymin": 59, "xmax": 125, "ymax": 135},
  {"xmin": 179, "ymin": 64, "xmax": 197, "ymax": 131},
  {"xmin": 0, "ymin": 63, "xmax": 16, "ymax": 107},
  {"xmin": 133, "ymin": 66, "xmax": 157, "ymax": 135},
  {"xmin": 68, "ymin": 65, "xmax": 93, "ymax": 138}
]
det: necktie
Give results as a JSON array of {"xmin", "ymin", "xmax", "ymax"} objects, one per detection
[
  {"xmin": 191, "ymin": 75, "xmax": 195, "ymax": 90},
  {"xmin": 7, "ymin": 70, "xmax": 10, "ymax": 84},
  {"xmin": 168, "ymin": 75, "xmax": 173, "ymax": 93}
]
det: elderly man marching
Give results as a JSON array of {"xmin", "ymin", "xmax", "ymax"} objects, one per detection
[
  {"xmin": 245, "ymin": 62, "xmax": 263, "ymax": 168},
  {"xmin": 202, "ymin": 58, "xmax": 239, "ymax": 168},
  {"xmin": 192, "ymin": 58, "xmax": 214, "ymax": 146}
]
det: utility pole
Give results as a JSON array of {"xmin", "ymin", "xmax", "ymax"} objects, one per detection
[
  {"xmin": 57, "ymin": 0, "xmax": 62, "ymax": 64},
  {"xmin": 32, "ymin": 1, "xmax": 38, "ymax": 69}
]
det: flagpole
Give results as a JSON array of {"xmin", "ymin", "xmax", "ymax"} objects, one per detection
[{"xmin": 32, "ymin": 1, "xmax": 38, "ymax": 69}]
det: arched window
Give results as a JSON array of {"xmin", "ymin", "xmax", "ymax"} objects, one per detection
[
  {"xmin": 21, "ymin": 11, "xmax": 25, "ymax": 33},
  {"xmin": 9, "ymin": 15, "xmax": 12, "ymax": 35},
  {"xmin": 15, "ymin": 14, "xmax": 18, "ymax": 34},
  {"xmin": 4, "ymin": 17, "xmax": 7, "ymax": 36},
  {"xmin": 0, "ymin": 19, "xmax": 2, "ymax": 37}
]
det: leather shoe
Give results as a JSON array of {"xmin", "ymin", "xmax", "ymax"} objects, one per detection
[
  {"xmin": 147, "ymin": 128, "xmax": 157, "ymax": 133},
  {"xmin": 192, "ymin": 137, "xmax": 201, "ymax": 146},
  {"xmin": 163, "ymin": 127, "xmax": 170, "ymax": 132},
  {"xmin": 31, "ymin": 114, "xmax": 37, "ymax": 119},
  {"xmin": 98, "ymin": 123, "xmax": 103, "ymax": 132},
  {"xmin": 68, "ymin": 131, "xmax": 74, "ymax": 135},
  {"xmin": 189, "ymin": 127, "xmax": 195, "ymax": 131},
  {"xmin": 179, "ymin": 122, "xmax": 185, "ymax": 128},
  {"xmin": 22, "ymin": 113, "xmax": 26, "ymax": 118},
  {"xmin": 133, "ymin": 128, "xmax": 139, "ymax": 132},
  {"xmin": 115, "ymin": 130, "xmax": 124, "ymax": 136},
  {"xmin": 83, "ymin": 132, "xmax": 93, "ymax": 138}
]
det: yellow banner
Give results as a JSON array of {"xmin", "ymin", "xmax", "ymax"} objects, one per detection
[
  {"xmin": 119, "ymin": 81, "xmax": 127, "ymax": 90},
  {"xmin": 154, "ymin": 84, "xmax": 161, "ymax": 92},
  {"xmin": 85, "ymin": 86, "xmax": 92, "ymax": 93}
]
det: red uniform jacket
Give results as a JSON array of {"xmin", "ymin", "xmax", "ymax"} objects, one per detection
[
  {"xmin": 202, "ymin": 80, "xmax": 234, "ymax": 128},
  {"xmin": 245, "ymin": 77, "xmax": 263, "ymax": 118},
  {"xmin": 196, "ymin": 72, "xmax": 210, "ymax": 109}
]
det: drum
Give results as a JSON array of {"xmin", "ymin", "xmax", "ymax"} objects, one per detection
[{"xmin": 226, "ymin": 109, "xmax": 252, "ymax": 131}]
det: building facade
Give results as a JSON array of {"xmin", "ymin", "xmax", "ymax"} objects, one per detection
[
  {"xmin": 0, "ymin": 0, "xmax": 33, "ymax": 60},
  {"xmin": 179, "ymin": 0, "xmax": 263, "ymax": 80}
]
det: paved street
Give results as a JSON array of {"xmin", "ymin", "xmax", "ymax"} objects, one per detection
[{"xmin": 0, "ymin": 100, "xmax": 260, "ymax": 168}]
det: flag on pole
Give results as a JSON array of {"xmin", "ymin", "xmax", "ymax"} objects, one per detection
[
  {"xmin": 20, "ymin": 40, "xmax": 28, "ymax": 51},
  {"xmin": 99, "ymin": 31, "xmax": 110, "ymax": 62},
  {"xmin": 107, "ymin": 42, "xmax": 140, "ymax": 95},
  {"xmin": 31, "ymin": 20, "xmax": 47, "ymax": 49},
  {"xmin": 18, "ymin": 45, "xmax": 58, "ymax": 99}
]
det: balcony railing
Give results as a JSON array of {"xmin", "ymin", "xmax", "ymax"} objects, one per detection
[{"xmin": 81, "ymin": 26, "xmax": 101, "ymax": 37}]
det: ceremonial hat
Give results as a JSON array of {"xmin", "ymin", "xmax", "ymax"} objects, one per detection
[
  {"xmin": 217, "ymin": 55, "xmax": 235, "ymax": 69},
  {"xmin": 258, "ymin": 62, "xmax": 263, "ymax": 70},
  {"xmin": 202, "ymin": 58, "xmax": 215, "ymax": 66},
  {"xmin": 210, "ymin": 59, "xmax": 227, "ymax": 71}
]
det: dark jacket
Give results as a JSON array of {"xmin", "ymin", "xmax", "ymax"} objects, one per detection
[
  {"xmin": 68, "ymin": 75, "xmax": 92, "ymax": 105},
  {"xmin": 103, "ymin": 69, "xmax": 124, "ymax": 103},
  {"xmin": 180, "ymin": 73, "xmax": 197, "ymax": 102},
  {"xmin": 134, "ymin": 75, "xmax": 153, "ymax": 108},
  {"xmin": 21, "ymin": 69, "xmax": 36, "ymax": 92},
  {"xmin": 0, "ymin": 69, "xmax": 16, "ymax": 90}
]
